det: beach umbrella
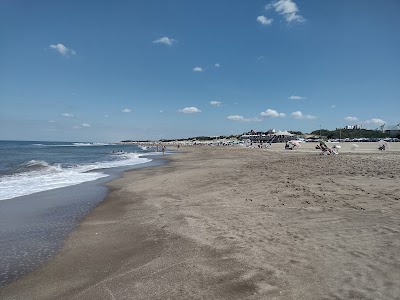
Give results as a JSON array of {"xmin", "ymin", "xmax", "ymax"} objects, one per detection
[{"xmin": 378, "ymin": 140, "xmax": 389, "ymax": 150}]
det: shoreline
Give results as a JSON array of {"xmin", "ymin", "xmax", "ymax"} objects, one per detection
[
  {"xmin": 1, "ymin": 146, "xmax": 400, "ymax": 299},
  {"xmin": 0, "ymin": 154, "xmax": 166, "ymax": 287}
]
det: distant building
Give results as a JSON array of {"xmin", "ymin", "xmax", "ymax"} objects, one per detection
[
  {"xmin": 344, "ymin": 124, "xmax": 363, "ymax": 130},
  {"xmin": 240, "ymin": 129, "xmax": 275, "ymax": 142},
  {"xmin": 240, "ymin": 129, "xmax": 295, "ymax": 143}
]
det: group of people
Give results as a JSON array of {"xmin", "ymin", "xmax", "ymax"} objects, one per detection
[
  {"xmin": 156, "ymin": 145, "xmax": 167, "ymax": 153},
  {"xmin": 284, "ymin": 141, "xmax": 301, "ymax": 150}
]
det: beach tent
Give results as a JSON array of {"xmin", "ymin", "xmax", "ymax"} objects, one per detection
[{"xmin": 272, "ymin": 131, "xmax": 294, "ymax": 136}]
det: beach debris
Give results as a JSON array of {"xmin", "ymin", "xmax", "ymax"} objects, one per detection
[{"xmin": 351, "ymin": 144, "xmax": 359, "ymax": 151}]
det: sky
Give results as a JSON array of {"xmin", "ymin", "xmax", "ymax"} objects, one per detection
[{"xmin": 1, "ymin": 0, "xmax": 399, "ymax": 142}]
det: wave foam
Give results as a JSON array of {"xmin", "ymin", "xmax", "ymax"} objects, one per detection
[
  {"xmin": 0, "ymin": 153, "xmax": 152, "ymax": 201},
  {"xmin": 16, "ymin": 160, "xmax": 63, "ymax": 173}
]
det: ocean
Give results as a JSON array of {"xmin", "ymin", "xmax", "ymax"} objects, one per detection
[
  {"xmin": 0, "ymin": 140, "xmax": 156, "ymax": 201},
  {"xmin": 0, "ymin": 140, "xmax": 161, "ymax": 286}
]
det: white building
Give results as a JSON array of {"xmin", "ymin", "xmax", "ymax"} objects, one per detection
[{"xmin": 344, "ymin": 124, "xmax": 363, "ymax": 130}]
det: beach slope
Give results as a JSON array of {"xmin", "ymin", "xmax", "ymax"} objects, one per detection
[{"xmin": 1, "ymin": 147, "xmax": 400, "ymax": 299}]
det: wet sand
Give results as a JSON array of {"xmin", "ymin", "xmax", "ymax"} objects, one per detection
[{"xmin": 1, "ymin": 143, "xmax": 400, "ymax": 299}]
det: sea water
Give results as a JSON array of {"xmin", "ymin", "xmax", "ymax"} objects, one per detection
[
  {"xmin": 0, "ymin": 140, "xmax": 154, "ymax": 201},
  {"xmin": 0, "ymin": 140, "xmax": 159, "ymax": 286}
]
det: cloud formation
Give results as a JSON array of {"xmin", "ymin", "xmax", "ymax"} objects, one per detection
[
  {"xmin": 49, "ymin": 43, "xmax": 76, "ymax": 56},
  {"xmin": 289, "ymin": 95, "xmax": 305, "ymax": 100},
  {"xmin": 257, "ymin": 15, "xmax": 273, "ymax": 25},
  {"xmin": 365, "ymin": 118, "xmax": 385, "ymax": 125},
  {"xmin": 226, "ymin": 115, "xmax": 261, "ymax": 122},
  {"xmin": 178, "ymin": 107, "xmax": 201, "ymax": 114},
  {"xmin": 210, "ymin": 100, "xmax": 222, "ymax": 107},
  {"xmin": 267, "ymin": 0, "xmax": 305, "ymax": 23},
  {"xmin": 345, "ymin": 116, "xmax": 358, "ymax": 122},
  {"xmin": 215, "ymin": 63, "xmax": 221, "ymax": 68},
  {"xmin": 260, "ymin": 109, "xmax": 286, "ymax": 118},
  {"xmin": 291, "ymin": 111, "xmax": 316, "ymax": 119},
  {"xmin": 122, "ymin": 108, "xmax": 132, "ymax": 113},
  {"xmin": 153, "ymin": 37, "xmax": 176, "ymax": 46},
  {"xmin": 193, "ymin": 67, "xmax": 204, "ymax": 72},
  {"xmin": 61, "ymin": 113, "xmax": 74, "ymax": 118},
  {"xmin": 82, "ymin": 123, "xmax": 91, "ymax": 127}
]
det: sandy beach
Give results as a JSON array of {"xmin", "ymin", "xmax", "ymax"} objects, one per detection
[{"xmin": 1, "ymin": 143, "xmax": 400, "ymax": 300}]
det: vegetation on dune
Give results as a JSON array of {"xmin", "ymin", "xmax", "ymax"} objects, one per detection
[{"xmin": 310, "ymin": 129, "xmax": 390, "ymax": 139}]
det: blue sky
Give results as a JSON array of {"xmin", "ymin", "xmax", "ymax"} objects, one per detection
[{"xmin": 1, "ymin": 0, "xmax": 399, "ymax": 142}]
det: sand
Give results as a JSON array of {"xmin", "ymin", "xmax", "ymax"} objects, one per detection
[{"xmin": 1, "ymin": 143, "xmax": 400, "ymax": 299}]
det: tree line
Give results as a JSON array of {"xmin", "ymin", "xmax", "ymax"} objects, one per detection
[{"xmin": 309, "ymin": 129, "xmax": 391, "ymax": 139}]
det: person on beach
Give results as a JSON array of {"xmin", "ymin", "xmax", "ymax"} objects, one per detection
[
  {"xmin": 332, "ymin": 144, "xmax": 340, "ymax": 154},
  {"xmin": 317, "ymin": 140, "xmax": 332, "ymax": 154}
]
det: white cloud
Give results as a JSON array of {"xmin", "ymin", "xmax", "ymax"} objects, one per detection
[
  {"xmin": 289, "ymin": 95, "xmax": 305, "ymax": 100},
  {"xmin": 153, "ymin": 37, "xmax": 176, "ymax": 46},
  {"xmin": 257, "ymin": 15, "xmax": 273, "ymax": 25},
  {"xmin": 331, "ymin": 105, "xmax": 336, "ymax": 108},
  {"xmin": 49, "ymin": 43, "xmax": 76, "ymax": 56},
  {"xmin": 193, "ymin": 67, "xmax": 204, "ymax": 72},
  {"xmin": 160, "ymin": 110, "xmax": 164, "ymax": 113},
  {"xmin": 178, "ymin": 107, "xmax": 201, "ymax": 114},
  {"xmin": 365, "ymin": 118, "xmax": 385, "ymax": 125},
  {"xmin": 227, "ymin": 115, "xmax": 244, "ymax": 121},
  {"xmin": 227, "ymin": 115, "xmax": 262, "ymax": 122},
  {"xmin": 267, "ymin": 0, "xmax": 305, "ymax": 23},
  {"xmin": 61, "ymin": 113, "xmax": 74, "ymax": 118},
  {"xmin": 122, "ymin": 108, "xmax": 132, "ymax": 113},
  {"xmin": 260, "ymin": 109, "xmax": 286, "ymax": 118},
  {"xmin": 215, "ymin": 63, "xmax": 221, "ymax": 68},
  {"xmin": 82, "ymin": 123, "xmax": 91, "ymax": 127},
  {"xmin": 104, "ymin": 115, "xmax": 109, "ymax": 118},
  {"xmin": 291, "ymin": 111, "xmax": 316, "ymax": 119},
  {"xmin": 210, "ymin": 100, "xmax": 222, "ymax": 107},
  {"xmin": 345, "ymin": 116, "xmax": 358, "ymax": 122}
]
